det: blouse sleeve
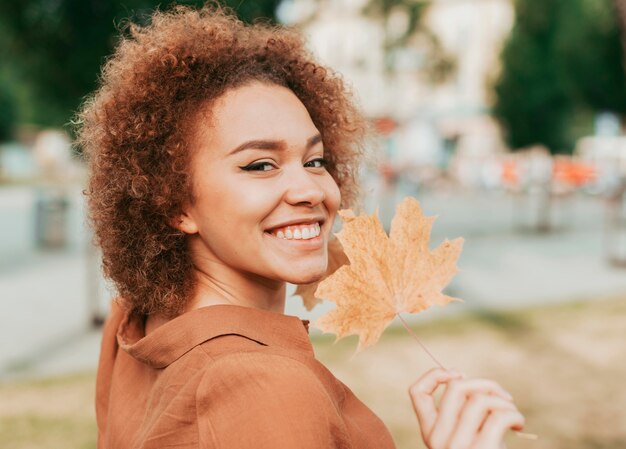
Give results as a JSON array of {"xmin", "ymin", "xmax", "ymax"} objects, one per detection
[{"xmin": 196, "ymin": 351, "xmax": 351, "ymax": 449}]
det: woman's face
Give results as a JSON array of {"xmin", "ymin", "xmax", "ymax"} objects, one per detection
[{"xmin": 179, "ymin": 81, "xmax": 341, "ymax": 286}]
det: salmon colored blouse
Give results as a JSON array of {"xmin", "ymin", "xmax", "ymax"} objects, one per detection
[{"xmin": 96, "ymin": 300, "xmax": 397, "ymax": 449}]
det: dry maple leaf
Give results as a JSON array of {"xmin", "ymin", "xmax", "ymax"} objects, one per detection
[
  {"xmin": 294, "ymin": 236, "xmax": 349, "ymax": 310},
  {"xmin": 313, "ymin": 197, "xmax": 464, "ymax": 353}
]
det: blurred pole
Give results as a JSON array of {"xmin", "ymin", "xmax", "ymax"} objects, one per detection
[
  {"xmin": 605, "ymin": 178, "xmax": 626, "ymax": 266},
  {"xmin": 511, "ymin": 147, "xmax": 560, "ymax": 233},
  {"xmin": 86, "ymin": 232, "xmax": 106, "ymax": 327},
  {"xmin": 34, "ymin": 187, "xmax": 69, "ymax": 249},
  {"xmin": 512, "ymin": 183, "xmax": 553, "ymax": 233}
]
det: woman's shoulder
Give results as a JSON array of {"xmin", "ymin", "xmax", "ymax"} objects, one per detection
[
  {"xmin": 192, "ymin": 340, "xmax": 396, "ymax": 449},
  {"xmin": 197, "ymin": 337, "xmax": 328, "ymax": 395},
  {"xmin": 190, "ymin": 333, "xmax": 342, "ymax": 403},
  {"xmin": 194, "ymin": 348, "xmax": 345, "ymax": 431}
]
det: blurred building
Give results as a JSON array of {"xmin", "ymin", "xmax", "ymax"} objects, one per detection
[
  {"xmin": 279, "ymin": 0, "xmax": 515, "ymax": 191},
  {"xmin": 280, "ymin": 0, "xmax": 513, "ymax": 119}
]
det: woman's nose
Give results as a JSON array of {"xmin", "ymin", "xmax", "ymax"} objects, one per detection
[{"xmin": 283, "ymin": 169, "xmax": 325, "ymax": 207}]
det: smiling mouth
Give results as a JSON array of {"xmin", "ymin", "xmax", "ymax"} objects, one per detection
[{"xmin": 265, "ymin": 222, "xmax": 322, "ymax": 240}]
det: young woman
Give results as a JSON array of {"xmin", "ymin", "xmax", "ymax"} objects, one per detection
[{"xmin": 78, "ymin": 5, "xmax": 524, "ymax": 448}]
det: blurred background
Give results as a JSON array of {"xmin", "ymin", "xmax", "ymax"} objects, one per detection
[{"xmin": 1, "ymin": 0, "xmax": 625, "ymax": 448}]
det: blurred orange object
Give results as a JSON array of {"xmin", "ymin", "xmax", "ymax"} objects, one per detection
[
  {"xmin": 501, "ymin": 159, "xmax": 519, "ymax": 187},
  {"xmin": 553, "ymin": 158, "xmax": 596, "ymax": 187},
  {"xmin": 374, "ymin": 117, "xmax": 397, "ymax": 136},
  {"xmin": 378, "ymin": 161, "xmax": 398, "ymax": 183}
]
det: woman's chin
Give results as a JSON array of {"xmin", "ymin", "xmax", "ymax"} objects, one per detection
[{"xmin": 280, "ymin": 265, "xmax": 327, "ymax": 285}]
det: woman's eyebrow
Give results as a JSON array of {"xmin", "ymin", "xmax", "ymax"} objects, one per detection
[
  {"xmin": 307, "ymin": 133, "xmax": 322, "ymax": 148},
  {"xmin": 228, "ymin": 133, "xmax": 322, "ymax": 155}
]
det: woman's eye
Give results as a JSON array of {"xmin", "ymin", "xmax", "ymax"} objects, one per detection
[
  {"xmin": 305, "ymin": 158, "xmax": 329, "ymax": 169},
  {"xmin": 239, "ymin": 161, "xmax": 276, "ymax": 172}
]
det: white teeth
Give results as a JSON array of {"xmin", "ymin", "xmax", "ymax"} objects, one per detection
[{"xmin": 270, "ymin": 222, "xmax": 322, "ymax": 240}]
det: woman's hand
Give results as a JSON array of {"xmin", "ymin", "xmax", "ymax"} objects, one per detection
[{"xmin": 408, "ymin": 368, "xmax": 525, "ymax": 449}]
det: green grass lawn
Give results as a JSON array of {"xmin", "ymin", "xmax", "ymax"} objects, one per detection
[{"xmin": 1, "ymin": 296, "xmax": 625, "ymax": 449}]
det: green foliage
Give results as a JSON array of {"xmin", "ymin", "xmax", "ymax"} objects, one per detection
[
  {"xmin": 557, "ymin": 0, "xmax": 626, "ymax": 112},
  {"xmin": 0, "ymin": 0, "xmax": 281, "ymax": 130},
  {"xmin": 0, "ymin": 74, "xmax": 17, "ymax": 142},
  {"xmin": 494, "ymin": 0, "xmax": 573, "ymax": 153},
  {"xmin": 494, "ymin": 0, "xmax": 626, "ymax": 154}
]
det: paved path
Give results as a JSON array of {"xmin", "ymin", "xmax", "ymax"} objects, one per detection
[{"xmin": 1, "ymin": 185, "xmax": 625, "ymax": 381}]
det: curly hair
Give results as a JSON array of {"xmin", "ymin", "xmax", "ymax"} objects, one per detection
[{"xmin": 76, "ymin": 4, "xmax": 369, "ymax": 317}]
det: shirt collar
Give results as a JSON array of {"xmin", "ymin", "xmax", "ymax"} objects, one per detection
[{"xmin": 117, "ymin": 304, "xmax": 312, "ymax": 369}]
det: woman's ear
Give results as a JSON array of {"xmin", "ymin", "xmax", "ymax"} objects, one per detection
[{"xmin": 171, "ymin": 212, "xmax": 199, "ymax": 235}]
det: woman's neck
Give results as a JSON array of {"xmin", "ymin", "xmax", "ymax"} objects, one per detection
[
  {"xmin": 145, "ymin": 258, "xmax": 286, "ymax": 335},
  {"xmin": 145, "ymin": 238, "xmax": 288, "ymax": 335},
  {"xmin": 185, "ymin": 262, "xmax": 287, "ymax": 314},
  {"xmin": 183, "ymin": 235, "xmax": 287, "ymax": 313}
]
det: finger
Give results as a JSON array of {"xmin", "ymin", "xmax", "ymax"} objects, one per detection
[
  {"xmin": 408, "ymin": 368, "xmax": 463, "ymax": 440},
  {"xmin": 473, "ymin": 410, "xmax": 525, "ymax": 448},
  {"xmin": 429, "ymin": 379, "xmax": 513, "ymax": 449},
  {"xmin": 448, "ymin": 395, "xmax": 517, "ymax": 449}
]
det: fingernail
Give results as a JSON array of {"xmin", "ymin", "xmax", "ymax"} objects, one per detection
[{"xmin": 448, "ymin": 369, "xmax": 465, "ymax": 378}]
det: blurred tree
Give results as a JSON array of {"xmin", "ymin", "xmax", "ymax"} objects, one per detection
[
  {"xmin": 0, "ymin": 0, "xmax": 281, "ymax": 129},
  {"xmin": 0, "ymin": 78, "xmax": 17, "ymax": 142},
  {"xmin": 494, "ymin": 0, "xmax": 626, "ymax": 154},
  {"xmin": 0, "ymin": 23, "xmax": 17, "ymax": 142},
  {"xmin": 558, "ymin": 0, "xmax": 626, "ymax": 114},
  {"xmin": 493, "ymin": 0, "xmax": 573, "ymax": 154},
  {"xmin": 616, "ymin": 0, "xmax": 626, "ymax": 57}
]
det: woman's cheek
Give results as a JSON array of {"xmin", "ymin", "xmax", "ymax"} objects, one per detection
[{"xmin": 325, "ymin": 175, "xmax": 342, "ymax": 214}]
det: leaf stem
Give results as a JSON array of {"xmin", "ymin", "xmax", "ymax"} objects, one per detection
[
  {"xmin": 396, "ymin": 313, "xmax": 445, "ymax": 369},
  {"xmin": 396, "ymin": 313, "xmax": 539, "ymax": 441}
]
